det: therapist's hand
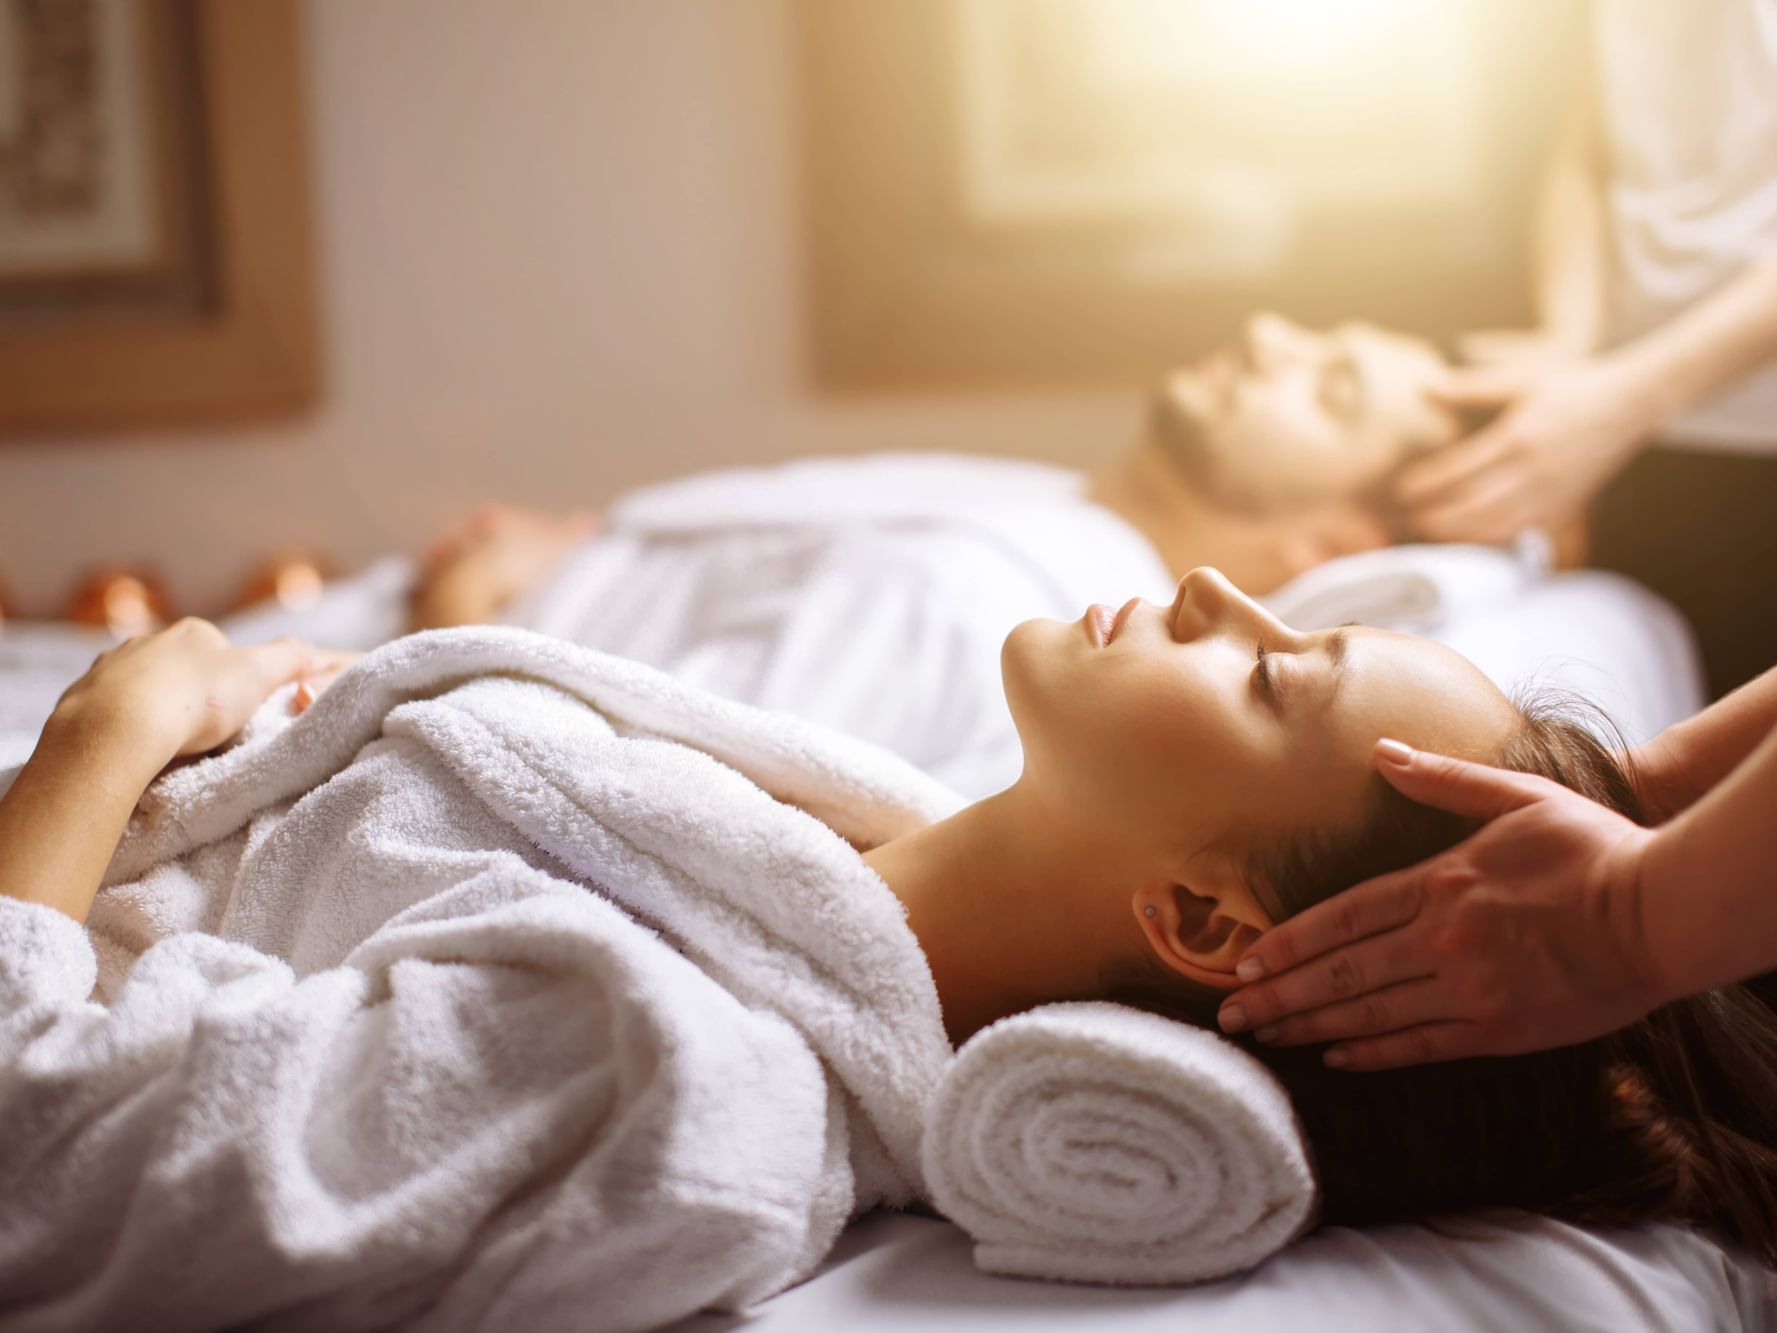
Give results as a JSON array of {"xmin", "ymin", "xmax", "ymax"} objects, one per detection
[
  {"xmin": 1396, "ymin": 356, "xmax": 1659, "ymax": 545},
  {"xmin": 1216, "ymin": 740, "xmax": 1663, "ymax": 1071}
]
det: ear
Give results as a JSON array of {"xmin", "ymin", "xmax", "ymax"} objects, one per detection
[{"xmin": 1130, "ymin": 868, "xmax": 1273, "ymax": 993}]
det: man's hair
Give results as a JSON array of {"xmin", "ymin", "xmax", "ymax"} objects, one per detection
[{"xmin": 1093, "ymin": 694, "xmax": 1777, "ymax": 1262}]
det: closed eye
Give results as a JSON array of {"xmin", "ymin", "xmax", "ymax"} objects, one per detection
[
  {"xmin": 1319, "ymin": 355, "xmax": 1363, "ymax": 423},
  {"xmin": 1255, "ymin": 641, "xmax": 1275, "ymax": 699}
]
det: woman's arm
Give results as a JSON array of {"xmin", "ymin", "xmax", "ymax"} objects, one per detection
[
  {"xmin": 0, "ymin": 622, "xmax": 313, "ymax": 925},
  {"xmin": 0, "ymin": 706, "xmax": 174, "ymax": 925},
  {"xmin": 1632, "ymin": 665, "xmax": 1777, "ymax": 822}
]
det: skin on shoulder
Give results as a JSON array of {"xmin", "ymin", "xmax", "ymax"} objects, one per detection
[{"xmin": 865, "ymin": 567, "xmax": 1519, "ymax": 1044}]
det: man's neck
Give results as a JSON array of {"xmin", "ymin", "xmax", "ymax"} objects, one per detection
[
  {"xmin": 1085, "ymin": 442, "xmax": 1228, "ymax": 580},
  {"xmin": 1086, "ymin": 441, "xmax": 1373, "ymax": 595}
]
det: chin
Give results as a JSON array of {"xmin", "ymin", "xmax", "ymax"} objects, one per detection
[{"xmin": 999, "ymin": 617, "xmax": 1073, "ymax": 734}]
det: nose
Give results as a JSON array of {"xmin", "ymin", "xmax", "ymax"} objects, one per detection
[
  {"xmin": 1242, "ymin": 311, "xmax": 1313, "ymax": 375},
  {"xmin": 1174, "ymin": 567, "xmax": 1281, "ymax": 641}
]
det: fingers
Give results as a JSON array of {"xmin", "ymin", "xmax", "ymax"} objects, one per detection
[
  {"xmin": 1232, "ymin": 864, "xmax": 1426, "ymax": 984},
  {"xmin": 1408, "ymin": 465, "xmax": 1539, "ymax": 544},
  {"xmin": 248, "ymin": 635, "xmax": 314, "ymax": 689},
  {"xmin": 1372, "ymin": 740, "xmax": 1555, "ymax": 819},
  {"xmin": 1322, "ymin": 1021, "xmax": 1479, "ymax": 1072},
  {"xmin": 290, "ymin": 648, "xmax": 363, "ymax": 715},
  {"xmin": 1426, "ymin": 363, "xmax": 1530, "ymax": 410},
  {"xmin": 1245, "ymin": 976, "xmax": 1447, "ymax": 1048},
  {"xmin": 1394, "ymin": 425, "xmax": 1517, "ymax": 508},
  {"xmin": 1220, "ymin": 929, "xmax": 1434, "ymax": 1034}
]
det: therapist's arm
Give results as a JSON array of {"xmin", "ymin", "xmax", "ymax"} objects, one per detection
[
  {"xmin": 1532, "ymin": 52, "xmax": 1608, "ymax": 355},
  {"xmin": 0, "ymin": 622, "xmax": 313, "ymax": 925},
  {"xmin": 1612, "ymin": 246, "xmax": 1777, "ymax": 422},
  {"xmin": 1633, "ymin": 666, "xmax": 1777, "ymax": 822},
  {"xmin": 1637, "ymin": 719, "xmax": 1777, "ymax": 1002}
]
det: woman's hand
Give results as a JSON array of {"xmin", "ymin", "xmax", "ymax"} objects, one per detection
[
  {"xmin": 53, "ymin": 619, "xmax": 317, "ymax": 768},
  {"xmin": 5, "ymin": 622, "xmax": 318, "ymax": 924},
  {"xmin": 292, "ymin": 649, "xmax": 364, "ymax": 714},
  {"xmin": 1215, "ymin": 740, "xmax": 1663, "ymax": 1071},
  {"xmin": 1394, "ymin": 354, "xmax": 1660, "ymax": 544}
]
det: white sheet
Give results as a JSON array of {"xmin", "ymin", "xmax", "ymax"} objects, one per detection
[{"xmin": 667, "ymin": 1211, "xmax": 1772, "ymax": 1333}]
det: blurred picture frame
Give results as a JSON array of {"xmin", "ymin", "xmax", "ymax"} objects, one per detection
[{"xmin": 0, "ymin": 0, "xmax": 316, "ymax": 435}]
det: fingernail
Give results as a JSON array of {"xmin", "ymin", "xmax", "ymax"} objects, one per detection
[
  {"xmin": 1376, "ymin": 738, "xmax": 1413, "ymax": 766},
  {"xmin": 1324, "ymin": 1049, "xmax": 1350, "ymax": 1068},
  {"xmin": 1235, "ymin": 957, "xmax": 1265, "ymax": 983},
  {"xmin": 1218, "ymin": 1005, "xmax": 1248, "ymax": 1033},
  {"xmin": 1254, "ymin": 1025, "xmax": 1280, "ymax": 1043}
]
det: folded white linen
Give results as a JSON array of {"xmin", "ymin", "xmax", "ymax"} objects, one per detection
[
  {"xmin": 0, "ymin": 628, "xmax": 960, "ymax": 1331},
  {"xmin": 1262, "ymin": 542, "xmax": 1538, "ymax": 633},
  {"xmin": 921, "ymin": 1002, "xmax": 1317, "ymax": 1287}
]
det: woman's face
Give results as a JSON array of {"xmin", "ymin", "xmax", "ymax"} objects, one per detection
[{"xmin": 1002, "ymin": 568, "xmax": 1519, "ymax": 894}]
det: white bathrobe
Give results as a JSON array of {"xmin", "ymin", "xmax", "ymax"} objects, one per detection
[{"xmin": 0, "ymin": 629, "xmax": 960, "ymax": 1332}]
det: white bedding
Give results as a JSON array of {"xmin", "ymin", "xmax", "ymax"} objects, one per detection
[{"xmin": 669, "ymin": 1211, "xmax": 1772, "ymax": 1333}]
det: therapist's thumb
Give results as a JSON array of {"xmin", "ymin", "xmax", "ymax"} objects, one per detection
[{"xmin": 1372, "ymin": 739, "xmax": 1552, "ymax": 821}]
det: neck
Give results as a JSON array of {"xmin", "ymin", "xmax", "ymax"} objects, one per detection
[
  {"xmin": 862, "ymin": 784, "xmax": 1132, "ymax": 1046},
  {"xmin": 1087, "ymin": 441, "xmax": 1353, "ymax": 594}
]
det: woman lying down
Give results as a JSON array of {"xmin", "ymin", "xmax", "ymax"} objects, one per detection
[{"xmin": 1, "ymin": 568, "xmax": 1774, "ymax": 1329}]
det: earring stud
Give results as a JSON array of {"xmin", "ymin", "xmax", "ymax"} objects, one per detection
[{"xmin": 1143, "ymin": 906, "xmax": 1157, "ymax": 919}]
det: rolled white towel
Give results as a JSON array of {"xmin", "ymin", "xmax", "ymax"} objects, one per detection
[
  {"xmin": 1263, "ymin": 542, "xmax": 1540, "ymax": 633},
  {"xmin": 921, "ymin": 1002, "xmax": 1317, "ymax": 1286}
]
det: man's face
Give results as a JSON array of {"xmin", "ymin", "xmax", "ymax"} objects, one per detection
[{"xmin": 1152, "ymin": 313, "xmax": 1459, "ymax": 512}]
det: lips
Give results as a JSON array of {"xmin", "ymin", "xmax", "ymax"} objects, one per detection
[
  {"xmin": 1086, "ymin": 604, "xmax": 1115, "ymax": 646},
  {"xmin": 1108, "ymin": 597, "xmax": 1141, "ymax": 643},
  {"xmin": 1086, "ymin": 598, "xmax": 1142, "ymax": 646}
]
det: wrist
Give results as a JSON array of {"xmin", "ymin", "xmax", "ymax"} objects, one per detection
[
  {"xmin": 1606, "ymin": 333, "xmax": 1695, "ymax": 426},
  {"xmin": 1629, "ymin": 819, "xmax": 1726, "ymax": 1006},
  {"xmin": 1628, "ymin": 736, "xmax": 1691, "ymax": 824},
  {"xmin": 46, "ymin": 685, "xmax": 183, "ymax": 779}
]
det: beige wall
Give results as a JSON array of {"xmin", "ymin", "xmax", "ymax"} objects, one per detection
[{"xmin": 0, "ymin": 0, "xmax": 1133, "ymax": 617}]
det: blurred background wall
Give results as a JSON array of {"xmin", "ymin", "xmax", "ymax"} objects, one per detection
[{"xmin": 0, "ymin": 0, "xmax": 1139, "ymax": 617}]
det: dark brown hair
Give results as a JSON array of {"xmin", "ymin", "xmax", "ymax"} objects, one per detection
[{"xmin": 1100, "ymin": 695, "xmax": 1777, "ymax": 1261}]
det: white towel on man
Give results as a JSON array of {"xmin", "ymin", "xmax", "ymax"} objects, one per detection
[
  {"xmin": 0, "ymin": 628, "xmax": 960, "ymax": 1332},
  {"xmin": 922, "ymin": 1003, "xmax": 1317, "ymax": 1287},
  {"xmin": 511, "ymin": 453, "xmax": 1177, "ymax": 799}
]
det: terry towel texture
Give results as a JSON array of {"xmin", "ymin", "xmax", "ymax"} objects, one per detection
[
  {"xmin": 923, "ymin": 1003, "xmax": 1317, "ymax": 1286},
  {"xmin": 0, "ymin": 628, "xmax": 960, "ymax": 1332}
]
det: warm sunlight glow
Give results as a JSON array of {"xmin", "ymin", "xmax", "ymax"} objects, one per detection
[
  {"xmin": 955, "ymin": 0, "xmax": 1485, "ymax": 273},
  {"xmin": 1083, "ymin": 0, "xmax": 1444, "ymax": 89}
]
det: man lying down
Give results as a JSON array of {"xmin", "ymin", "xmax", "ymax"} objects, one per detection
[
  {"xmin": 281, "ymin": 314, "xmax": 1468, "ymax": 799},
  {"xmin": 3, "ymin": 572, "xmax": 1774, "ymax": 1329}
]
